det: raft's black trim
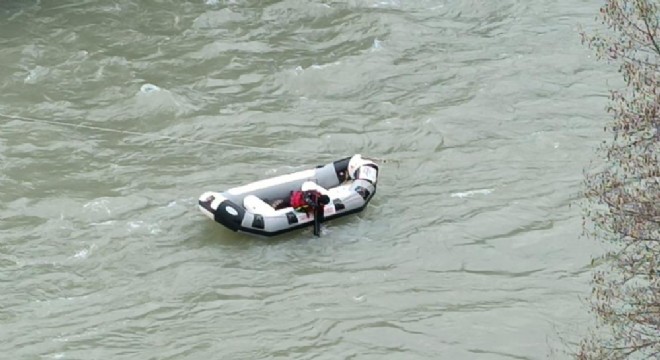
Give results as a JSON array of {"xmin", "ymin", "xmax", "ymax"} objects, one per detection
[
  {"xmin": 355, "ymin": 186, "xmax": 371, "ymax": 200},
  {"xmin": 333, "ymin": 199, "xmax": 345, "ymax": 211},
  {"xmin": 286, "ymin": 211, "xmax": 298, "ymax": 224},
  {"xmin": 332, "ymin": 156, "xmax": 351, "ymax": 182},
  {"xmin": 212, "ymin": 200, "xmax": 245, "ymax": 232},
  {"xmin": 252, "ymin": 214, "xmax": 265, "ymax": 229}
]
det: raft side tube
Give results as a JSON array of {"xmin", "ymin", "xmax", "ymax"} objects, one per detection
[
  {"xmin": 198, "ymin": 191, "xmax": 245, "ymax": 232},
  {"xmin": 198, "ymin": 154, "xmax": 378, "ymax": 237}
]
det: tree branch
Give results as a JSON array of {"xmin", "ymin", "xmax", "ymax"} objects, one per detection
[{"xmin": 639, "ymin": 1, "xmax": 660, "ymax": 56}]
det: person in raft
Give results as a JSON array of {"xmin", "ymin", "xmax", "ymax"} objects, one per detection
[{"xmin": 272, "ymin": 190, "xmax": 330, "ymax": 215}]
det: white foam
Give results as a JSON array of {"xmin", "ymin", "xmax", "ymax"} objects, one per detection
[
  {"xmin": 140, "ymin": 83, "xmax": 161, "ymax": 93},
  {"xmin": 310, "ymin": 61, "xmax": 340, "ymax": 70},
  {"xmin": 450, "ymin": 188, "xmax": 493, "ymax": 198},
  {"xmin": 353, "ymin": 295, "xmax": 366, "ymax": 302},
  {"xmin": 72, "ymin": 244, "xmax": 95, "ymax": 260},
  {"xmin": 126, "ymin": 220, "xmax": 162, "ymax": 235},
  {"xmin": 74, "ymin": 249, "xmax": 88, "ymax": 259},
  {"xmin": 90, "ymin": 220, "xmax": 116, "ymax": 226},
  {"xmin": 128, "ymin": 221, "xmax": 144, "ymax": 229},
  {"xmin": 24, "ymin": 66, "xmax": 49, "ymax": 84},
  {"xmin": 370, "ymin": 0, "xmax": 401, "ymax": 8},
  {"xmin": 83, "ymin": 199, "xmax": 111, "ymax": 214}
]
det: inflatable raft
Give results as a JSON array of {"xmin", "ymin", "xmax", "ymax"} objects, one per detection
[{"xmin": 198, "ymin": 154, "xmax": 379, "ymax": 237}]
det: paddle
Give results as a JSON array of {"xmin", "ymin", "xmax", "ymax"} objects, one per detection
[
  {"xmin": 314, "ymin": 199, "xmax": 325, "ymax": 236},
  {"xmin": 313, "ymin": 202, "xmax": 323, "ymax": 236}
]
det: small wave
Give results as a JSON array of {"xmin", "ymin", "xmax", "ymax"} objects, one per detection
[{"xmin": 450, "ymin": 188, "xmax": 493, "ymax": 198}]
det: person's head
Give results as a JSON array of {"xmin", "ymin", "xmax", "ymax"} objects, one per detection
[{"xmin": 319, "ymin": 195, "xmax": 330, "ymax": 205}]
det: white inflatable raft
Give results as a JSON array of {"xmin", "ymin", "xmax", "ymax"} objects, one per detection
[{"xmin": 198, "ymin": 154, "xmax": 379, "ymax": 237}]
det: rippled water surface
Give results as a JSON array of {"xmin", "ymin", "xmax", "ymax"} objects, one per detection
[{"xmin": 1, "ymin": 1, "xmax": 612, "ymax": 359}]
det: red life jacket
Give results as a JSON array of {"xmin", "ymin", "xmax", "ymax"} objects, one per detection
[
  {"xmin": 290, "ymin": 190, "xmax": 321, "ymax": 214},
  {"xmin": 290, "ymin": 191, "xmax": 309, "ymax": 211}
]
